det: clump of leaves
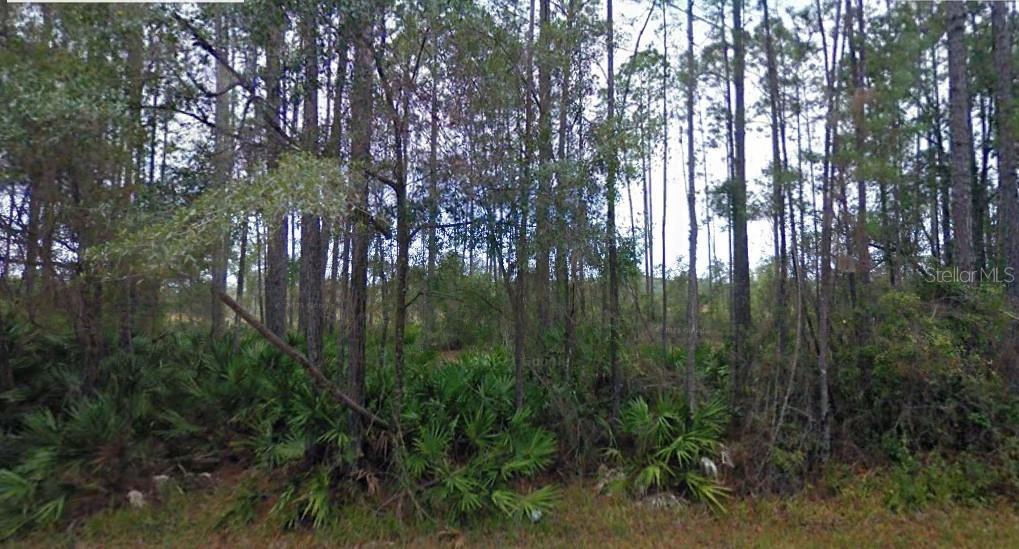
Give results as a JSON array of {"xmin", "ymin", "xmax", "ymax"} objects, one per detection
[
  {"xmin": 610, "ymin": 396, "xmax": 730, "ymax": 510},
  {"xmin": 94, "ymin": 152, "xmax": 350, "ymax": 276},
  {"xmin": 397, "ymin": 352, "xmax": 559, "ymax": 520}
]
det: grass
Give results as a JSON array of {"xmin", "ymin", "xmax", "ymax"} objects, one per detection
[{"xmin": 7, "ymin": 472, "xmax": 1019, "ymax": 548}]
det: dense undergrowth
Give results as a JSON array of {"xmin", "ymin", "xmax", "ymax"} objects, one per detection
[
  {"xmin": 0, "ymin": 311, "xmax": 723, "ymax": 539},
  {"xmin": 2, "ymin": 279, "xmax": 1019, "ymax": 540}
]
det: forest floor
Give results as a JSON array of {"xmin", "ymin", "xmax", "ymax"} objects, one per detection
[{"xmin": 9, "ymin": 472, "xmax": 1019, "ymax": 548}]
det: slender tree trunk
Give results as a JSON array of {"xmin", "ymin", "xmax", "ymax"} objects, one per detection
[
  {"xmin": 264, "ymin": 10, "xmax": 288, "ymax": 337},
  {"xmin": 513, "ymin": 0, "xmax": 536, "ymax": 411},
  {"xmin": 661, "ymin": 0, "xmax": 669, "ymax": 368},
  {"xmin": 347, "ymin": 19, "xmax": 374, "ymax": 442},
  {"xmin": 386, "ymin": 68, "xmax": 412, "ymax": 411},
  {"xmin": 930, "ymin": 46, "xmax": 953, "ymax": 266},
  {"xmin": 816, "ymin": 0, "xmax": 842, "ymax": 461},
  {"xmin": 256, "ymin": 218, "xmax": 264, "ymax": 323},
  {"xmin": 236, "ymin": 219, "xmax": 248, "ymax": 317},
  {"xmin": 327, "ymin": 35, "xmax": 348, "ymax": 337},
  {"xmin": 119, "ymin": 14, "xmax": 146, "ymax": 349},
  {"xmin": 327, "ymin": 228, "xmax": 341, "ymax": 332},
  {"xmin": 946, "ymin": 0, "xmax": 975, "ymax": 274},
  {"xmin": 425, "ymin": 55, "xmax": 440, "ymax": 337},
  {"xmin": 762, "ymin": 0, "xmax": 787, "ymax": 361},
  {"xmin": 995, "ymin": 1, "xmax": 1019, "ymax": 299},
  {"xmin": 731, "ymin": 0, "xmax": 752, "ymax": 409},
  {"xmin": 607, "ymin": 0, "xmax": 621, "ymax": 418},
  {"xmin": 684, "ymin": 0, "xmax": 698, "ymax": 409},
  {"xmin": 557, "ymin": 0, "xmax": 577, "ymax": 368},
  {"xmin": 847, "ymin": 0, "xmax": 870, "ymax": 286},
  {"xmin": 976, "ymin": 94, "xmax": 990, "ymax": 272},
  {"xmin": 299, "ymin": 7, "xmax": 324, "ymax": 366},
  {"xmin": 642, "ymin": 95, "xmax": 653, "ymax": 297},
  {"xmin": 535, "ymin": 0, "xmax": 553, "ymax": 329},
  {"xmin": 210, "ymin": 13, "xmax": 234, "ymax": 337}
]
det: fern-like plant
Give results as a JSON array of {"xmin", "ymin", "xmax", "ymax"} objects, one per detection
[
  {"xmin": 396, "ymin": 352, "xmax": 559, "ymax": 520},
  {"xmin": 617, "ymin": 396, "xmax": 730, "ymax": 510}
]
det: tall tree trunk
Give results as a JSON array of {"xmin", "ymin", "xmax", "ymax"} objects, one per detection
[
  {"xmin": 762, "ymin": 0, "xmax": 787, "ymax": 361},
  {"xmin": 995, "ymin": 1, "xmax": 1019, "ymax": 299},
  {"xmin": 211, "ymin": 12, "xmax": 234, "ymax": 337},
  {"xmin": 393, "ymin": 138, "xmax": 409, "ymax": 409},
  {"xmin": 119, "ymin": 12, "xmax": 146, "ymax": 349},
  {"xmin": 327, "ymin": 33, "xmax": 348, "ymax": 338},
  {"xmin": 558, "ymin": 0, "xmax": 578, "ymax": 369},
  {"xmin": 815, "ymin": 0, "xmax": 842, "ymax": 461},
  {"xmin": 848, "ymin": 0, "xmax": 870, "ymax": 286},
  {"xmin": 256, "ymin": 218, "xmax": 264, "ymax": 322},
  {"xmin": 607, "ymin": 0, "xmax": 621, "ymax": 418},
  {"xmin": 513, "ymin": 0, "xmax": 536, "ymax": 410},
  {"xmin": 236, "ymin": 219, "xmax": 248, "ymax": 316},
  {"xmin": 535, "ymin": 0, "xmax": 553, "ymax": 329},
  {"xmin": 731, "ymin": 0, "xmax": 752, "ymax": 409},
  {"xmin": 347, "ymin": 18, "xmax": 374, "ymax": 442},
  {"xmin": 642, "ymin": 93, "xmax": 653, "ymax": 297},
  {"xmin": 684, "ymin": 0, "xmax": 698, "ymax": 410},
  {"xmin": 975, "ymin": 94, "xmax": 990, "ymax": 272},
  {"xmin": 425, "ymin": 54, "xmax": 440, "ymax": 337},
  {"xmin": 264, "ymin": 10, "xmax": 288, "ymax": 337},
  {"xmin": 930, "ymin": 46, "xmax": 953, "ymax": 266},
  {"xmin": 661, "ymin": 0, "xmax": 670, "ymax": 369},
  {"xmin": 299, "ymin": 6, "xmax": 324, "ymax": 366},
  {"xmin": 946, "ymin": 0, "xmax": 975, "ymax": 274}
]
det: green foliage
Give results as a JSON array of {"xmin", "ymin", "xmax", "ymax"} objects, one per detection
[
  {"xmin": 393, "ymin": 352, "xmax": 559, "ymax": 521},
  {"xmin": 0, "ymin": 316, "xmax": 362, "ymax": 537},
  {"xmin": 1, "ymin": 307, "xmax": 561, "ymax": 536},
  {"xmin": 834, "ymin": 286, "xmax": 1018, "ymax": 458},
  {"xmin": 613, "ymin": 396, "xmax": 730, "ymax": 510},
  {"xmin": 412, "ymin": 254, "xmax": 503, "ymax": 350},
  {"xmin": 96, "ymin": 152, "xmax": 349, "ymax": 277},
  {"xmin": 884, "ymin": 454, "xmax": 999, "ymax": 512}
]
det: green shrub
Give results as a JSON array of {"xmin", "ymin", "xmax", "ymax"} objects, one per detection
[
  {"xmin": 885, "ymin": 454, "xmax": 998, "ymax": 512},
  {"xmin": 609, "ymin": 396, "xmax": 730, "ymax": 510},
  {"xmin": 394, "ymin": 352, "xmax": 559, "ymax": 521},
  {"xmin": 836, "ymin": 287, "xmax": 1018, "ymax": 457}
]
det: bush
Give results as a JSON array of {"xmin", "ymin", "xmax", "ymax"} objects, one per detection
[
  {"xmin": 394, "ymin": 352, "xmax": 558, "ymax": 521},
  {"xmin": 608, "ymin": 396, "xmax": 730, "ymax": 510},
  {"xmin": 885, "ymin": 453, "xmax": 999, "ymax": 512},
  {"xmin": 835, "ymin": 287, "xmax": 1018, "ymax": 457}
]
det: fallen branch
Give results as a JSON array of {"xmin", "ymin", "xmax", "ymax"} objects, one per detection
[{"xmin": 216, "ymin": 291, "xmax": 389, "ymax": 430}]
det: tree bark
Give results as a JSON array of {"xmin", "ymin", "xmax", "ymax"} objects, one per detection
[
  {"xmin": 425, "ymin": 52, "xmax": 440, "ymax": 337},
  {"xmin": 731, "ymin": 0, "xmax": 752, "ymax": 408},
  {"xmin": 210, "ymin": 12, "xmax": 234, "ymax": 337},
  {"xmin": 815, "ymin": 0, "xmax": 842, "ymax": 461},
  {"xmin": 661, "ymin": 0, "xmax": 670, "ymax": 370},
  {"xmin": 607, "ymin": 0, "xmax": 621, "ymax": 418},
  {"xmin": 946, "ymin": 0, "xmax": 975, "ymax": 274},
  {"xmin": 535, "ymin": 0, "xmax": 553, "ymax": 329},
  {"xmin": 847, "ymin": 0, "xmax": 870, "ymax": 286},
  {"xmin": 684, "ymin": 0, "xmax": 698, "ymax": 410},
  {"xmin": 299, "ymin": 6, "xmax": 324, "ymax": 366},
  {"xmin": 264, "ymin": 8, "xmax": 288, "ymax": 337},
  {"xmin": 762, "ymin": 0, "xmax": 787, "ymax": 362},
  {"xmin": 347, "ymin": 18, "xmax": 374, "ymax": 441},
  {"xmin": 995, "ymin": 1, "xmax": 1019, "ymax": 299}
]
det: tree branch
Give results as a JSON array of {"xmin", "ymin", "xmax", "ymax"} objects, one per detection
[{"xmin": 217, "ymin": 290, "xmax": 389, "ymax": 430}]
